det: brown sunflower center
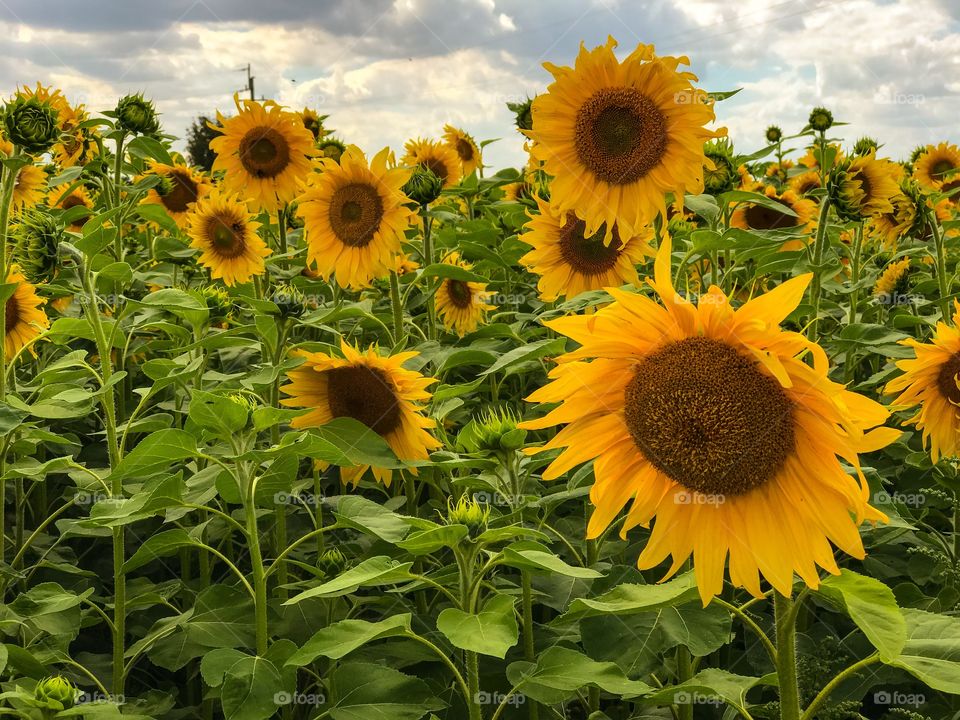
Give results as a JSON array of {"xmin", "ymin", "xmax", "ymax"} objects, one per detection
[
  {"xmin": 623, "ymin": 337, "xmax": 795, "ymax": 496},
  {"xmin": 328, "ymin": 183, "xmax": 384, "ymax": 248},
  {"xmin": 5, "ymin": 293, "xmax": 19, "ymax": 331},
  {"xmin": 574, "ymin": 87, "xmax": 667, "ymax": 185},
  {"xmin": 558, "ymin": 216, "xmax": 623, "ymax": 275},
  {"xmin": 743, "ymin": 203, "xmax": 797, "ymax": 231},
  {"xmin": 162, "ymin": 170, "xmax": 199, "ymax": 213},
  {"xmin": 446, "ymin": 279, "xmax": 474, "ymax": 309},
  {"xmin": 239, "ymin": 127, "xmax": 291, "ymax": 179},
  {"xmin": 207, "ymin": 216, "xmax": 247, "ymax": 259},
  {"xmin": 325, "ymin": 364, "xmax": 401, "ymax": 435},
  {"xmin": 936, "ymin": 353, "xmax": 960, "ymax": 404},
  {"xmin": 455, "ymin": 138, "xmax": 474, "ymax": 162},
  {"xmin": 851, "ymin": 169, "xmax": 872, "ymax": 202},
  {"xmin": 931, "ymin": 159, "xmax": 956, "ymax": 178},
  {"xmin": 61, "ymin": 195, "xmax": 85, "ymax": 210}
]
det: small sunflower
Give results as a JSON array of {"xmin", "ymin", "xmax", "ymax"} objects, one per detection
[
  {"xmin": 442, "ymin": 124, "xmax": 482, "ymax": 176},
  {"xmin": 435, "ymin": 251, "xmax": 495, "ymax": 336},
  {"xmin": 209, "ymin": 94, "xmax": 315, "ymax": 211},
  {"xmin": 519, "ymin": 196, "xmax": 653, "ymax": 301},
  {"xmin": 403, "ymin": 138, "xmax": 462, "ymax": 188},
  {"xmin": 140, "ymin": 160, "xmax": 211, "ymax": 228},
  {"xmin": 4, "ymin": 265, "xmax": 49, "ymax": 358},
  {"xmin": 12, "ymin": 165, "xmax": 46, "ymax": 213},
  {"xmin": 186, "ymin": 190, "xmax": 270, "ymax": 286},
  {"xmin": 297, "ymin": 145, "xmax": 415, "ymax": 290},
  {"xmin": 873, "ymin": 258, "xmax": 911, "ymax": 301},
  {"xmin": 299, "ymin": 108, "xmax": 330, "ymax": 140},
  {"xmin": 52, "ymin": 100, "xmax": 99, "ymax": 168},
  {"xmin": 280, "ymin": 341, "xmax": 441, "ymax": 487},
  {"xmin": 886, "ymin": 301, "xmax": 960, "ymax": 461},
  {"xmin": 527, "ymin": 37, "xmax": 723, "ymax": 241},
  {"xmin": 393, "ymin": 254, "xmax": 420, "ymax": 276},
  {"xmin": 912, "ymin": 142, "xmax": 960, "ymax": 191},
  {"xmin": 521, "ymin": 235, "xmax": 898, "ymax": 604},
  {"xmin": 830, "ymin": 151, "xmax": 901, "ymax": 222},
  {"xmin": 50, "ymin": 185, "xmax": 94, "ymax": 231}
]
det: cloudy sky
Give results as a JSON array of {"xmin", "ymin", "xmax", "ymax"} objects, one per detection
[{"xmin": 0, "ymin": 0, "xmax": 956, "ymax": 170}]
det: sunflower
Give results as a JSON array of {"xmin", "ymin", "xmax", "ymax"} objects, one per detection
[
  {"xmin": 870, "ymin": 184, "xmax": 926, "ymax": 249},
  {"xmin": 788, "ymin": 170, "xmax": 821, "ymax": 196},
  {"xmin": 140, "ymin": 160, "xmax": 211, "ymax": 228},
  {"xmin": 830, "ymin": 151, "xmax": 901, "ymax": 222},
  {"xmin": 186, "ymin": 190, "xmax": 270, "ymax": 286},
  {"xmin": 209, "ymin": 94, "xmax": 315, "ymax": 212},
  {"xmin": 4, "ymin": 265, "xmax": 49, "ymax": 358},
  {"xmin": 50, "ymin": 185, "xmax": 94, "ymax": 231},
  {"xmin": 520, "ymin": 235, "xmax": 898, "ymax": 604},
  {"xmin": 799, "ymin": 144, "xmax": 844, "ymax": 170},
  {"xmin": 52, "ymin": 99, "xmax": 99, "ymax": 168},
  {"xmin": 403, "ymin": 138, "xmax": 462, "ymax": 188},
  {"xmin": 730, "ymin": 188, "xmax": 816, "ymax": 236},
  {"xmin": 913, "ymin": 142, "xmax": 960, "ymax": 191},
  {"xmin": 873, "ymin": 258, "xmax": 911, "ymax": 302},
  {"xmin": 393, "ymin": 254, "xmax": 420, "ymax": 276},
  {"xmin": 11, "ymin": 165, "xmax": 46, "ymax": 213},
  {"xmin": 297, "ymin": 145, "xmax": 414, "ymax": 290},
  {"xmin": 435, "ymin": 251, "xmax": 495, "ymax": 336},
  {"xmin": 519, "ymin": 196, "xmax": 653, "ymax": 301},
  {"xmin": 886, "ymin": 301, "xmax": 960, "ymax": 462},
  {"xmin": 280, "ymin": 341, "xmax": 441, "ymax": 486},
  {"xmin": 299, "ymin": 108, "xmax": 330, "ymax": 140},
  {"xmin": 527, "ymin": 37, "xmax": 723, "ymax": 242},
  {"xmin": 442, "ymin": 124, "xmax": 482, "ymax": 176}
]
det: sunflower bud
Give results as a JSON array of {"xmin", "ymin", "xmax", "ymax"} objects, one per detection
[
  {"xmin": 228, "ymin": 392, "xmax": 259, "ymax": 420},
  {"xmin": 34, "ymin": 675, "xmax": 77, "ymax": 711},
  {"xmin": 402, "ymin": 166, "xmax": 443, "ymax": 206},
  {"xmin": 3, "ymin": 96, "xmax": 60, "ymax": 154},
  {"xmin": 507, "ymin": 97, "xmax": 534, "ymax": 132},
  {"xmin": 12, "ymin": 208, "xmax": 63, "ymax": 284},
  {"xmin": 316, "ymin": 548, "xmax": 347, "ymax": 579},
  {"xmin": 269, "ymin": 282, "xmax": 306, "ymax": 319},
  {"xmin": 765, "ymin": 125, "xmax": 782, "ymax": 143},
  {"xmin": 853, "ymin": 136, "xmax": 879, "ymax": 156},
  {"xmin": 702, "ymin": 140, "xmax": 736, "ymax": 196},
  {"xmin": 445, "ymin": 495, "xmax": 490, "ymax": 536},
  {"xmin": 318, "ymin": 137, "xmax": 346, "ymax": 163},
  {"xmin": 465, "ymin": 408, "xmax": 526, "ymax": 453},
  {"xmin": 115, "ymin": 93, "xmax": 159, "ymax": 136},
  {"xmin": 199, "ymin": 285, "xmax": 234, "ymax": 323},
  {"xmin": 154, "ymin": 174, "xmax": 175, "ymax": 196},
  {"xmin": 808, "ymin": 106, "xmax": 834, "ymax": 133}
]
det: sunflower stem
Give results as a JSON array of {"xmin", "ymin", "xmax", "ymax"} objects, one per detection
[
  {"xmin": 774, "ymin": 592, "xmax": 802, "ymax": 720},
  {"xmin": 929, "ymin": 207, "xmax": 951, "ymax": 320},
  {"xmin": 520, "ymin": 570, "xmax": 540, "ymax": 720},
  {"xmin": 844, "ymin": 222, "xmax": 864, "ymax": 381},
  {"xmin": 806, "ymin": 198, "xmax": 832, "ymax": 340},
  {"xmin": 112, "ymin": 132, "xmax": 126, "ymax": 263},
  {"xmin": 420, "ymin": 205, "xmax": 437, "ymax": 340},
  {"xmin": 389, "ymin": 270, "xmax": 405, "ymax": 346},
  {"xmin": 0, "ymin": 147, "xmax": 22, "ymax": 406},
  {"xmin": 244, "ymin": 465, "xmax": 269, "ymax": 656}
]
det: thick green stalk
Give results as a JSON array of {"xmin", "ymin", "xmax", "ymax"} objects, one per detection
[
  {"xmin": 389, "ymin": 271, "xmax": 404, "ymax": 345},
  {"xmin": 0, "ymin": 150, "xmax": 18, "ymax": 568},
  {"xmin": 774, "ymin": 592, "xmax": 801, "ymax": 720},
  {"xmin": 112, "ymin": 133, "xmax": 126, "ymax": 262},
  {"xmin": 521, "ymin": 571, "xmax": 539, "ymax": 720},
  {"xmin": 245, "ymin": 472, "xmax": 269, "ymax": 656},
  {"xmin": 806, "ymin": 198, "xmax": 833, "ymax": 339},
  {"xmin": 457, "ymin": 545, "xmax": 483, "ymax": 720},
  {"xmin": 930, "ymin": 208, "xmax": 951, "ymax": 320},
  {"xmin": 420, "ymin": 206, "xmax": 437, "ymax": 340}
]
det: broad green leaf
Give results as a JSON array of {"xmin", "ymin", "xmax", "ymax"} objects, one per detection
[
  {"xmin": 333, "ymin": 495, "xmax": 410, "ymax": 542},
  {"xmin": 437, "ymin": 594, "xmax": 519, "ymax": 658},
  {"xmin": 640, "ymin": 669, "xmax": 766, "ymax": 712},
  {"xmin": 285, "ymin": 615, "xmax": 412, "ymax": 666},
  {"xmin": 109, "ymin": 429, "xmax": 198, "ymax": 482},
  {"xmin": 289, "ymin": 418, "xmax": 404, "ymax": 469},
  {"xmin": 324, "ymin": 662, "xmax": 444, "ymax": 720},
  {"xmin": 888, "ymin": 608, "xmax": 960, "ymax": 693},
  {"xmin": 818, "ymin": 570, "xmax": 906, "ymax": 661},
  {"xmin": 122, "ymin": 529, "xmax": 200, "ymax": 573},
  {"xmin": 188, "ymin": 390, "xmax": 249, "ymax": 438},
  {"xmin": 562, "ymin": 573, "xmax": 699, "ymax": 620},
  {"xmin": 221, "ymin": 654, "xmax": 283, "ymax": 720},
  {"xmin": 396, "ymin": 524, "xmax": 468, "ymax": 554},
  {"xmin": 480, "ymin": 338, "xmax": 566, "ymax": 377},
  {"xmin": 507, "ymin": 647, "xmax": 652, "ymax": 704},
  {"xmin": 284, "ymin": 557, "xmax": 413, "ymax": 604},
  {"xmin": 502, "ymin": 542, "xmax": 602, "ymax": 578}
]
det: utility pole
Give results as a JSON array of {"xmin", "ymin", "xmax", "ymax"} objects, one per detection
[{"xmin": 238, "ymin": 64, "xmax": 259, "ymax": 101}]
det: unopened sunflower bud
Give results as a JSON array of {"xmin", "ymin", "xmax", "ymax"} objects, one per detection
[
  {"xmin": 765, "ymin": 125, "xmax": 782, "ymax": 143},
  {"xmin": 269, "ymin": 282, "xmax": 306, "ymax": 319},
  {"xmin": 115, "ymin": 93, "xmax": 159, "ymax": 136},
  {"xmin": 3, "ymin": 96, "xmax": 60, "ymax": 154},
  {"xmin": 473, "ymin": 408, "xmax": 525, "ymax": 453},
  {"xmin": 402, "ymin": 166, "xmax": 443, "ymax": 206},
  {"xmin": 507, "ymin": 97, "xmax": 534, "ymax": 132},
  {"xmin": 34, "ymin": 675, "xmax": 77, "ymax": 711},
  {"xmin": 702, "ymin": 140, "xmax": 736, "ymax": 196},
  {"xmin": 12, "ymin": 208, "xmax": 63, "ymax": 284},
  {"xmin": 228, "ymin": 392, "xmax": 259, "ymax": 417},
  {"xmin": 808, "ymin": 106, "xmax": 834, "ymax": 133},
  {"xmin": 853, "ymin": 136, "xmax": 879, "ymax": 156},
  {"xmin": 316, "ymin": 548, "xmax": 347, "ymax": 579},
  {"xmin": 199, "ymin": 285, "xmax": 233, "ymax": 322},
  {"xmin": 318, "ymin": 137, "xmax": 346, "ymax": 163},
  {"xmin": 445, "ymin": 495, "xmax": 490, "ymax": 535},
  {"xmin": 154, "ymin": 174, "xmax": 175, "ymax": 196}
]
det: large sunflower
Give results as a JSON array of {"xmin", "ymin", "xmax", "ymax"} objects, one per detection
[
  {"xmin": 520, "ymin": 236, "xmax": 898, "ymax": 604},
  {"xmin": 280, "ymin": 341, "xmax": 441, "ymax": 486},
  {"xmin": 209, "ymin": 95, "xmax": 315, "ymax": 212},
  {"xmin": 140, "ymin": 160, "xmax": 211, "ymax": 228},
  {"xmin": 12, "ymin": 165, "xmax": 46, "ymax": 213},
  {"xmin": 4, "ymin": 265, "xmax": 49, "ymax": 358},
  {"xmin": 186, "ymin": 190, "xmax": 270, "ymax": 286},
  {"xmin": 527, "ymin": 37, "xmax": 723, "ymax": 242},
  {"xmin": 435, "ymin": 251, "xmax": 495, "ymax": 336},
  {"xmin": 519, "ymin": 195, "xmax": 653, "ymax": 301},
  {"xmin": 297, "ymin": 145, "xmax": 414, "ymax": 290},
  {"xmin": 830, "ymin": 151, "xmax": 901, "ymax": 222},
  {"xmin": 442, "ymin": 124, "xmax": 482, "ymax": 177},
  {"xmin": 886, "ymin": 301, "xmax": 960, "ymax": 462},
  {"xmin": 403, "ymin": 138, "xmax": 462, "ymax": 188},
  {"xmin": 913, "ymin": 142, "xmax": 960, "ymax": 191}
]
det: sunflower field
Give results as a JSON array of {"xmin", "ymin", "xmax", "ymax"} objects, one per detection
[{"xmin": 0, "ymin": 34, "xmax": 958, "ymax": 720}]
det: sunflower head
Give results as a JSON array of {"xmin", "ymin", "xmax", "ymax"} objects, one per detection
[
  {"xmin": 445, "ymin": 495, "xmax": 490, "ymax": 536},
  {"xmin": 830, "ymin": 151, "xmax": 901, "ymax": 222},
  {"xmin": 3, "ymin": 95, "xmax": 60, "ymax": 154},
  {"xmin": 442, "ymin": 124, "xmax": 482, "ymax": 176},
  {"xmin": 34, "ymin": 676, "xmax": 77, "ymax": 711},
  {"xmin": 300, "ymin": 108, "xmax": 330, "ymax": 140},
  {"xmin": 912, "ymin": 142, "xmax": 960, "ymax": 191},
  {"xmin": 12, "ymin": 207, "xmax": 63, "ymax": 284},
  {"xmin": 186, "ymin": 190, "xmax": 270, "ymax": 286},
  {"xmin": 402, "ymin": 165, "xmax": 443, "ymax": 206},
  {"xmin": 853, "ymin": 136, "xmax": 879, "ymax": 156},
  {"xmin": 403, "ymin": 138, "xmax": 462, "ymax": 188},
  {"xmin": 870, "ymin": 180, "xmax": 928, "ymax": 248},
  {"xmin": 507, "ymin": 97, "xmax": 534, "ymax": 132},
  {"xmin": 269, "ymin": 282, "xmax": 307, "ymax": 319},
  {"xmin": 765, "ymin": 125, "xmax": 783, "ymax": 143},
  {"xmin": 140, "ymin": 161, "xmax": 210, "ymax": 227},
  {"xmin": 808, "ymin": 106, "xmax": 834, "ymax": 132},
  {"xmin": 435, "ymin": 251, "xmax": 495, "ymax": 335},
  {"xmin": 873, "ymin": 258, "xmax": 911, "ymax": 302},
  {"xmin": 702, "ymin": 140, "xmax": 736, "ymax": 195},
  {"xmin": 316, "ymin": 548, "xmax": 348, "ymax": 580},
  {"xmin": 114, "ymin": 93, "xmax": 160, "ymax": 136},
  {"xmin": 318, "ymin": 137, "xmax": 346, "ymax": 163},
  {"xmin": 4, "ymin": 265, "xmax": 49, "ymax": 359}
]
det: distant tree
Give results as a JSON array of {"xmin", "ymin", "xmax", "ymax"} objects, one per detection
[{"xmin": 186, "ymin": 114, "xmax": 219, "ymax": 171}]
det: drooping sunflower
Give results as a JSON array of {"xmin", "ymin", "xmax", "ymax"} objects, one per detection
[
  {"xmin": 297, "ymin": 145, "xmax": 414, "ymax": 290},
  {"xmin": 520, "ymin": 235, "xmax": 899, "ymax": 604},
  {"xmin": 4, "ymin": 265, "xmax": 49, "ymax": 358},
  {"xmin": 527, "ymin": 37, "xmax": 723, "ymax": 242},
  {"xmin": 519, "ymin": 196, "xmax": 653, "ymax": 301},
  {"xmin": 873, "ymin": 257, "xmax": 911, "ymax": 302},
  {"xmin": 280, "ymin": 341, "xmax": 441, "ymax": 487},
  {"xmin": 870, "ymin": 183, "xmax": 927, "ymax": 249},
  {"xmin": 435, "ymin": 251, "xmax": 495, "ymax": 336},
  {"xmin": 886, "ymin": 301, "xmax": 960, "ymax": 462},
  {"xmin": 49, "ymin": 185, "xmax": 94, "ymax": 231},
  {"xmin": 913, "ymin": 142, "xmax": 960, "ymax": 191},
  {"xmin": 209, "ymin": 95, "xmax": 315, "ymax": 212},
  {"xmin": 830, "ymin": 151, "xmax": 901, "ymax": 222},
  {"xmin": 140, "ymin": 160, "xmax": 211, "ymax": 228},
  {"xmin": 442, "ymin": 124, "xmax": 482, "ymax": 177},
  {"xmin": 403, "ymin": 138, "xmax": 462, "ymax": 188},
  {"xmin": 12, "ymin": 165, "xmax": 46, "ymax": 213},
  {"xmin": 186, "ymin": 190, "xmax": 270, "ymax": 286}
]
